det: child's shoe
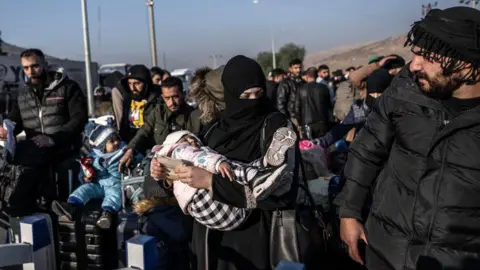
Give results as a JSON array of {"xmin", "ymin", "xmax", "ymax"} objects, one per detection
[
  {"xmin": 96, "ymin": 211, "xmax": 113, "ymax": 229},
  {"xmin": 264, "ymin": 127, "xmax": 297, "ymax": 167},
  {"xmin": 51, "ymin": 200, "xmax": 76, "ymax": 222}
]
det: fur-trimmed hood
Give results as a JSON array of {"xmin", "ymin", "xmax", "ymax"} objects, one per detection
[{"xmin": 188, "ymin": 66, "xmax": 225, "ymax": 125}]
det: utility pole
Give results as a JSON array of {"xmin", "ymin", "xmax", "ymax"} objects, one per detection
[
  {"xmin": 210, "ymin": 54, "xmax": 222, "ymax": 69},
  {"xmin": 422, "ymin": 2, "xmax": 437, "ymax": 17},
  {"xmin": 146, "ymin": 0, "xmax": 158, "ymax": 67},
  {"xmin": 458, "ymin": 0, "xmax": 479, "ymax": 8},
  {"xmin": 81, "ymin": 0, "xmax": 94, "ymax": 116},
  {"xmin": 253, "ymin": 0, "xmax": 276, "ymax": 69},
  {"xmin": 163, "ymin": 52, "xmax": 167, "ymax": 70}
]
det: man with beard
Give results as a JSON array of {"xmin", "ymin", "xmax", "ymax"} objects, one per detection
[
  {"xmin": 0, "ymin": 49, "xmax": 87, "ymax": 212},
  {"xmin": 276, "ymin": 59, "xmax": 303, "ymax": 125},
  {"xmin": 111, "ymin": 65, "xmax": 161, "ymax": 142},
  {"xmin": 337, "ymin": 7, "xmax": 480, "ymax": 270},
  {"xmin": 118, "ymin": 76, "xmax": 201, "ymax": 171}
]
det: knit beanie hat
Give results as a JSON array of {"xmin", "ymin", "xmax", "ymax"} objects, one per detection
[{"xmin": 89, "ymin": 125, "xmax": 118, "ymax": 151}]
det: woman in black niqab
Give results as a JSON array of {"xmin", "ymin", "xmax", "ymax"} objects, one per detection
[{"xmin": 207, "ymin": 55, "xmax": 276, "ymax": 162}]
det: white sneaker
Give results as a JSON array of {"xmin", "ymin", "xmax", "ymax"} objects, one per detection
[
  {"xmin": 253, "ymin": 164, "xmax": 293, "ymax": 200},
  {"xmin": 264, "ymin": 127, "xmax": 297, "ymax": 167}
]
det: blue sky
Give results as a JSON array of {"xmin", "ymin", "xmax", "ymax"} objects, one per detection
[{"xmin": 0, "ymin": 0, "xmax": 458, "ymax": 69}]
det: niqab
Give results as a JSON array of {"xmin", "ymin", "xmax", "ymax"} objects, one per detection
[{"xmin": 207, "ymin": 55, "xmax": 274, "ymax": 162}]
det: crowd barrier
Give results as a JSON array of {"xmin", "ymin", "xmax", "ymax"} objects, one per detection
[
  {"xmin": 0, "ymin": 214, "xmax": 56, "ymax": 270},
  {"xmin": 0, "ymin": 214, "xmax": 307, "ymax": 270}
]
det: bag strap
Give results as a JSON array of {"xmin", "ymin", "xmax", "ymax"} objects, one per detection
[{"xmin": 260, "ymin": 113, "xmax": 326, "ymax": 229}]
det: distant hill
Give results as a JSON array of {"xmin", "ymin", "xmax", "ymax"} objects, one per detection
[{"xmin": 304, "ymin": 34, "xmax": 412, "ymax": 70}]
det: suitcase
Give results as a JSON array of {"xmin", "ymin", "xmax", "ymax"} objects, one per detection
[
  {"xmin": 117, "ymin": 173, "xmax": 145, "ymax": 268},
  {"xmin": 57, "ymin": 200, "xmax": 118, "ymax": 270}
]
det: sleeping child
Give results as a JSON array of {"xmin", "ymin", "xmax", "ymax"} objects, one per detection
[{"xmin": 141, "ymin": 128, "xmax": 297, "ymax": 231}]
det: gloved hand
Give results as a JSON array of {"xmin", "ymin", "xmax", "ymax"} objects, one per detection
[{"xmin": 32, "ymin": 135, "xmax": 55, "ymax": 148}]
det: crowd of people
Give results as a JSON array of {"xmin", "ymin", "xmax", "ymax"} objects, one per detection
[{"xmin": 0, "ymin": 5, "xmax": 480, "ymax": 270}]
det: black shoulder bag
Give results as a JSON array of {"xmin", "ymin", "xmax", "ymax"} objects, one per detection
[{"xmin": 260, "ymin": 113, "xmax": 328, "ymax": 269}]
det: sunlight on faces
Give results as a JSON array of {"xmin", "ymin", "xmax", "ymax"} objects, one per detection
[
  {"xmin": 162, "ymin": 86, "xmax": 184, "ymax": 112},
  {"xmin": 318, "ymin": 69, "xmax": 330, "ymax": 79},
  {"xmin": 239, "ymin": 87, "xmax": 264, "ymax": 99},
  {"xmin": 289, "ymin": 64, "xmax": 302, "ymax": 77},
  {"xmin": 21, "ymin": 55, "xmax": 46, "ymax": 84},
  {"xmin": 128, "ymin": 78, "xmax": 145, "ymax": 95},
  {"xmin": 409, "ymin": 46, "xmax": 469, "ymax": 99},
  {"xmin": 152, "ymin": 74, "xmax": 162, "ymax": 85},
  {"xmin": 179, "ymin": 135, "xmax": 201, "ymax": 148},
  {"xmin": 105, "ymin": 136, "xmax": 121, "ymax": 153}
]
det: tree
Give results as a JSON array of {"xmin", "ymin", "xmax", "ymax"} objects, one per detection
[{"xmin": 256, "ymin": 43, "xmax": 306, "ymax": 75}]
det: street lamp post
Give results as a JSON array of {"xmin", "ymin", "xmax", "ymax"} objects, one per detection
[
  {"xmin": 146, "ymin": 0, "xmax": 158, "ymax": 67},
  {"xmin": 458, "ymin": 0, "xmax": 479, "ymax": 8},
  {"xmin": 422, "ymin": 2, "xmax": 437, "ymax": 17},
  {"xmin": 210, "ymin": 54, "xmax": 223, "ymax": 68},
  {"xmin": 253, "ymin": 0, "xmax": 276, "ymax": 69},
  {"xmin": 80, "ymin": 0, "xmax": 94, "ymax": 116}
]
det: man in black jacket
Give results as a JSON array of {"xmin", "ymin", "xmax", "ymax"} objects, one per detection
[
  {"xmin": 111, "ymin": 65, "xmax": 161, "ymax": 143},
  {"xmin": 0, "ymin": 49, "xmax": 88, "ymax": 211},
  {"xmin": 295, "ymin": 68, "xmax": 331, "ymax": 139},
  {"xmin": 276, "ymin": 59, "xmax": 303, "ymax": 125},
  {"xmin": 265, "ymin": 68, "xmax": 286, "ymax": 105},
  {"xmin": 337, "ymin": 7, "xmax": 480, "ymax": 270}
]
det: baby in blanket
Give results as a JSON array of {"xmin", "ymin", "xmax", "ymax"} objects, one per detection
[{"xmin": 148, "ymin": 129, "xmax": 296, "ymax": 231}]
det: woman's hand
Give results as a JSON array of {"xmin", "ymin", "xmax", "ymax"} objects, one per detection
[
  {"xmin": 151, "ymin": 158, "xmax": 166, "ymax": 180},
  {"xmin": 175, "ymin": 165, "xmax": 213, "ymax": 190}
]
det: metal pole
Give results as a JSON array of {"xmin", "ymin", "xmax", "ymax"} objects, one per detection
[
  {"xmin": 146, "ymin": 0, "xmax": 158, "ymax": 67},
  {"xmin": 163, "ymin": 52, "xmax": 167, "ymax": 69},
  {"xmin": 270, "ymin": 30, "xmax": 276, "ymax": 69},
  {"xmin": 81, "ymin": 0, "xmax": 94, "ymax": 116},
  {"xmin": 473, "ymin": 0, "xmax": 477, "ymax": 9}
]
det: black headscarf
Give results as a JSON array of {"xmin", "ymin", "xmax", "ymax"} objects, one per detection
[
  {"xmin": 207, "ymin": 55, "xmax": 274, "ymax": 162},
  {"xmin": 405, "ymin": 6, "xmax": 480, "ymax": 84}
]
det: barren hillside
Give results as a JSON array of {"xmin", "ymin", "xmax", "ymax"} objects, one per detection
[{"xmin": 304, "ymin": 34, "xmax": 412, "ymax": 70}]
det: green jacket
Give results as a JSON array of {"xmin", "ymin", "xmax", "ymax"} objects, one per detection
[{"xmin": 127, "ymin": 103, "xmax": 201, "ymax": 153}]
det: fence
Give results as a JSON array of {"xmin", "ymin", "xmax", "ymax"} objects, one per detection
[{"xmin": 0, "ymin": 214, "xmax": 306, "ymax": 270}]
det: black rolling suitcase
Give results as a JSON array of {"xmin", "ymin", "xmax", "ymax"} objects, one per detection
[{"xmin": 57, "ymin": 201, "xmax": 118, "ymax": 270}]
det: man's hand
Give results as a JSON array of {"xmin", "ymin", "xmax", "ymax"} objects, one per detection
[
  {"xmin": 118, "ymin": 149, "xmax": 134, "ymax": 172},
  {"xmin": 175, "ymin": 165, "xmax": 213, "ymax": 190},
  {"xmin": 340, "ymin": 218, "xmax": 368, "ymax": 265},
  {"xmin": 150, "ymin": 158, "xmax": 167, "ymax": 180},
  {"xmin": 0, "ymin": 126, "xmax": 7, "ymax": 141},
  {"xmin": 378, "ymin": 55, "xmax": 398, "ymax": 68},
  {"xmin": 32, "ymin": 135, "xmax": 55, "ymax": 148}
]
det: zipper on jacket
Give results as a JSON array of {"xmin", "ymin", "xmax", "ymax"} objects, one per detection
[
  {"xmin": 402, "ymin": 109, "xmax": 446, "ymax": 269},
  {"xmin": 424, "ymin": 141, "xmax": 449, "ymax": 254}
]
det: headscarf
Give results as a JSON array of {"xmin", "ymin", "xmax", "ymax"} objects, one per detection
[
  {"xmin": 207, "ymin": 55, "xmax": 274, "ymax": 162},
  {"xmin": 405, "ymin": 6, "xmax": 480, "ymax": 84}
]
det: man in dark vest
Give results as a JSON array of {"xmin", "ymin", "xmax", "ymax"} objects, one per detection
[{"xmin": 0, "ymin": 49, "xmax": 88, "ymax": 215}]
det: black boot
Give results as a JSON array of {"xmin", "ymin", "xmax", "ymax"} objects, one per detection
[
  {"xmin": 96, "ymin": 211, "xmax": 113, "ymax": 229},
  {"xmin": 51, "ymin": 200, "xmax": 76, "ymax": 222}
]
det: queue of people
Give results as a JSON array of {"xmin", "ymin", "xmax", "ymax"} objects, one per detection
[{"xmin": 0, "ymin": 5, "xmax": 479, "ymax": 270}]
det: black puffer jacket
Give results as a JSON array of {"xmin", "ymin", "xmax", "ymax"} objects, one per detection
[
  {"xmin": 336, "ymin": 68, "xmax": 480, "ymax": 269},
  {"xmin": 276, "ymin": 76, "xmax": 303, "ymax": 119},
  {"xmin": 9, "ymin": 69, "xmax": 88, "ymax": 161}
]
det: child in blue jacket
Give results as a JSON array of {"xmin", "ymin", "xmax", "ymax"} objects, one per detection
[{"xmin": 52, "ymin": 125, "xmax": 125, "ymax": 229}]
